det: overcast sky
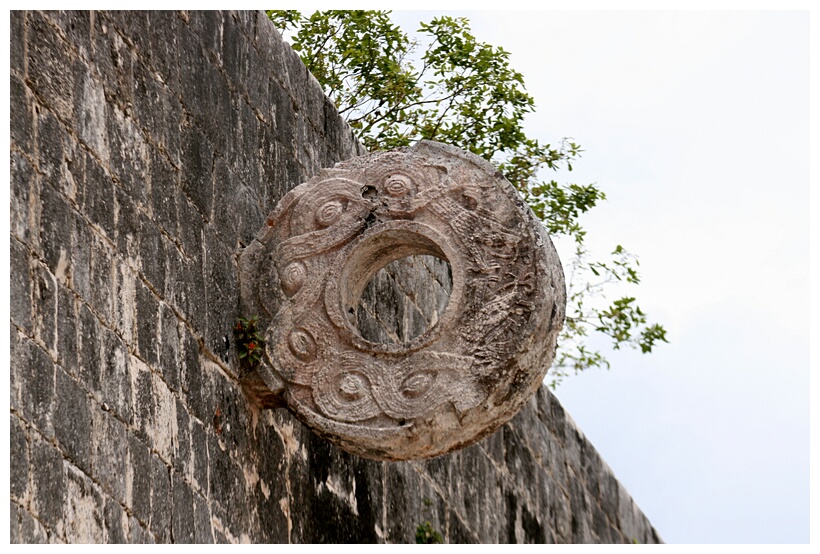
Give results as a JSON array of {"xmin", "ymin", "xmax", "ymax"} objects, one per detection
[{"xmin": 390, "ymin": 9, "xmax": 810, "ymax": 544}]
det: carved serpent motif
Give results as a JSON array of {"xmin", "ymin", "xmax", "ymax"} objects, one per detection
[{"xmin": 240, "ymin": 141, "xmax": 566, "ymax": 460}]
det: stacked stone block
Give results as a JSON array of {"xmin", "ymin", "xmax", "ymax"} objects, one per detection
[
  {"xmin": 356, "ymin": 254, "xmax": 453, "ymax": 345},
  {"xmin": 9, "ymin": 10, "xmax": 660, "ymax": 543}
]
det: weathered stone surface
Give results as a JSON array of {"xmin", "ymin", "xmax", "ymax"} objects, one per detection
[
  {"xmin": 90, "ymin": 405, "xmax": 127, "ymax": 503},
  {"xmin": 11, "ymin": 9, "xmax": 660, "ymax": 544},
  {"xmin": 54, "ymin": 365, "xmax": 92, "ymax": 473},
  {"xmin": 10, "ymin": 414, "xmax": 30, "ymax": 502},
  {"xmin": 10, "ymin": 149, "xmax": 35, "ymax": 247},
  {"xmin": 10, "ymin": 74, "xmax": 34, "ymax": 152},
  {"xmin": 26, "ymin": 11, "xmax": 79, "ymax": 123},
  {"xmin": 103, "ymin": 498, "xmax": 127, "ymax": 543},
  {"xmin": 10, "ymin": 237, "xmax": 32, "ymax": 332},
  {"xmin": 241, "ymin": 141, "xmax": 566, "ymax": 460}
]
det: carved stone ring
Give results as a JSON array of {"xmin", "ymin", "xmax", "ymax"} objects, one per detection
[{"xmin": 240, "ymin": 141, "xmax": 566, "ymax": 460}]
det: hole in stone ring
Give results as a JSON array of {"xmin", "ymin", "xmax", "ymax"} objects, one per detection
[
  {"xmin": 356, "ymin": 255, "xmax": 453, "ymax": 345},
  {"xmin": 337, "ymin": 228, "xmax": 454, "ymax": 347}
]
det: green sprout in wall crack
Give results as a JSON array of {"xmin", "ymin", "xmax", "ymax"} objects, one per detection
[
  {"xmin": 415, "ymin": 498, "xmax": 443, "ymax": 544},
  {"xmin": 415, "ymin": 521, "xmax": 443, "ymax": 544},
  {"xmin": 235, "ymin": 315, "xmax": 264, "ymax": 368}
]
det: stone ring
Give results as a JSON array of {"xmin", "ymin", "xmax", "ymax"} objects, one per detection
[{"xmin": 239, "ymin": 141, "xmax": 566, "ymax": 460}]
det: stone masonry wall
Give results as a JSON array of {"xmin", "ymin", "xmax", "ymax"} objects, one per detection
[{"xmin": 9, "ymin": 10, "xmax": 661, "ymax": 543}]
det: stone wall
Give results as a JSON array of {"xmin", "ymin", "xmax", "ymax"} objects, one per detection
[{"xmin": 9, "ymin": 10, "xmax": 661, "ymax": 543}]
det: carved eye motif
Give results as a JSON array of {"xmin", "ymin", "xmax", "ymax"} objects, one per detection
[
  {"xmin": 287, "ymin": 328, "xmax": 317, "ymax": 362},
  {"xmin": 280, "ymin": 261, "xmax": 306, "ymax": 295},
  {"xmin": 460, "ymin": 190, "xmax": 479, "ymax": 210},
  {"xmin": 384, "ymin": 174, "xmax": 412, "ymax": 198},
  {"xmin": 400, "ymin": 371, "xmax": 435, "ymax": 399},
  {"xmin": 338, "ymin": 372, "xmax": 369, "ymax": 401},
  {"xmin": 314, "ymin": 199, "xmax": 344, "ymax": 228}
]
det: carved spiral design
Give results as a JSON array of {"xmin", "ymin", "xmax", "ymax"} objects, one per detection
[
  {"xmin": 315, "ymin": 199, "xmax": 344, "ymax": 228},
  {"xmin": 287, "ymin": 329, "xmax": 316, "ymax": 362},
  {"xmin": 280, "ymin": 262, "xmax": 306, "ymax": 296},
  {"xmin": 384, "ymin": 174, "xmax": 412, "ymax": 197},
  {"xmin": 241, "ymin": 141, "xmax": 566, "ymax": 461}
]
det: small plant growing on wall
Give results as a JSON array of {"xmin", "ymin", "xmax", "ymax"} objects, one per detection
[
  {"xmin": 415, "ymin": 521, "xmax": 443, "ymax": 544},
  {"xmin": 235, "ymin": 316, "xmax": 264, "ymax": 368},
  {"xmin": 415, "ymin": 498, "xmax": 444, "ymax": 544}
]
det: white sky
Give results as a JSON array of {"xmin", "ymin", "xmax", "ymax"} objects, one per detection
[{"xmin": 388, "ymin": 10, "xmax": 811, "ymax": 544}]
